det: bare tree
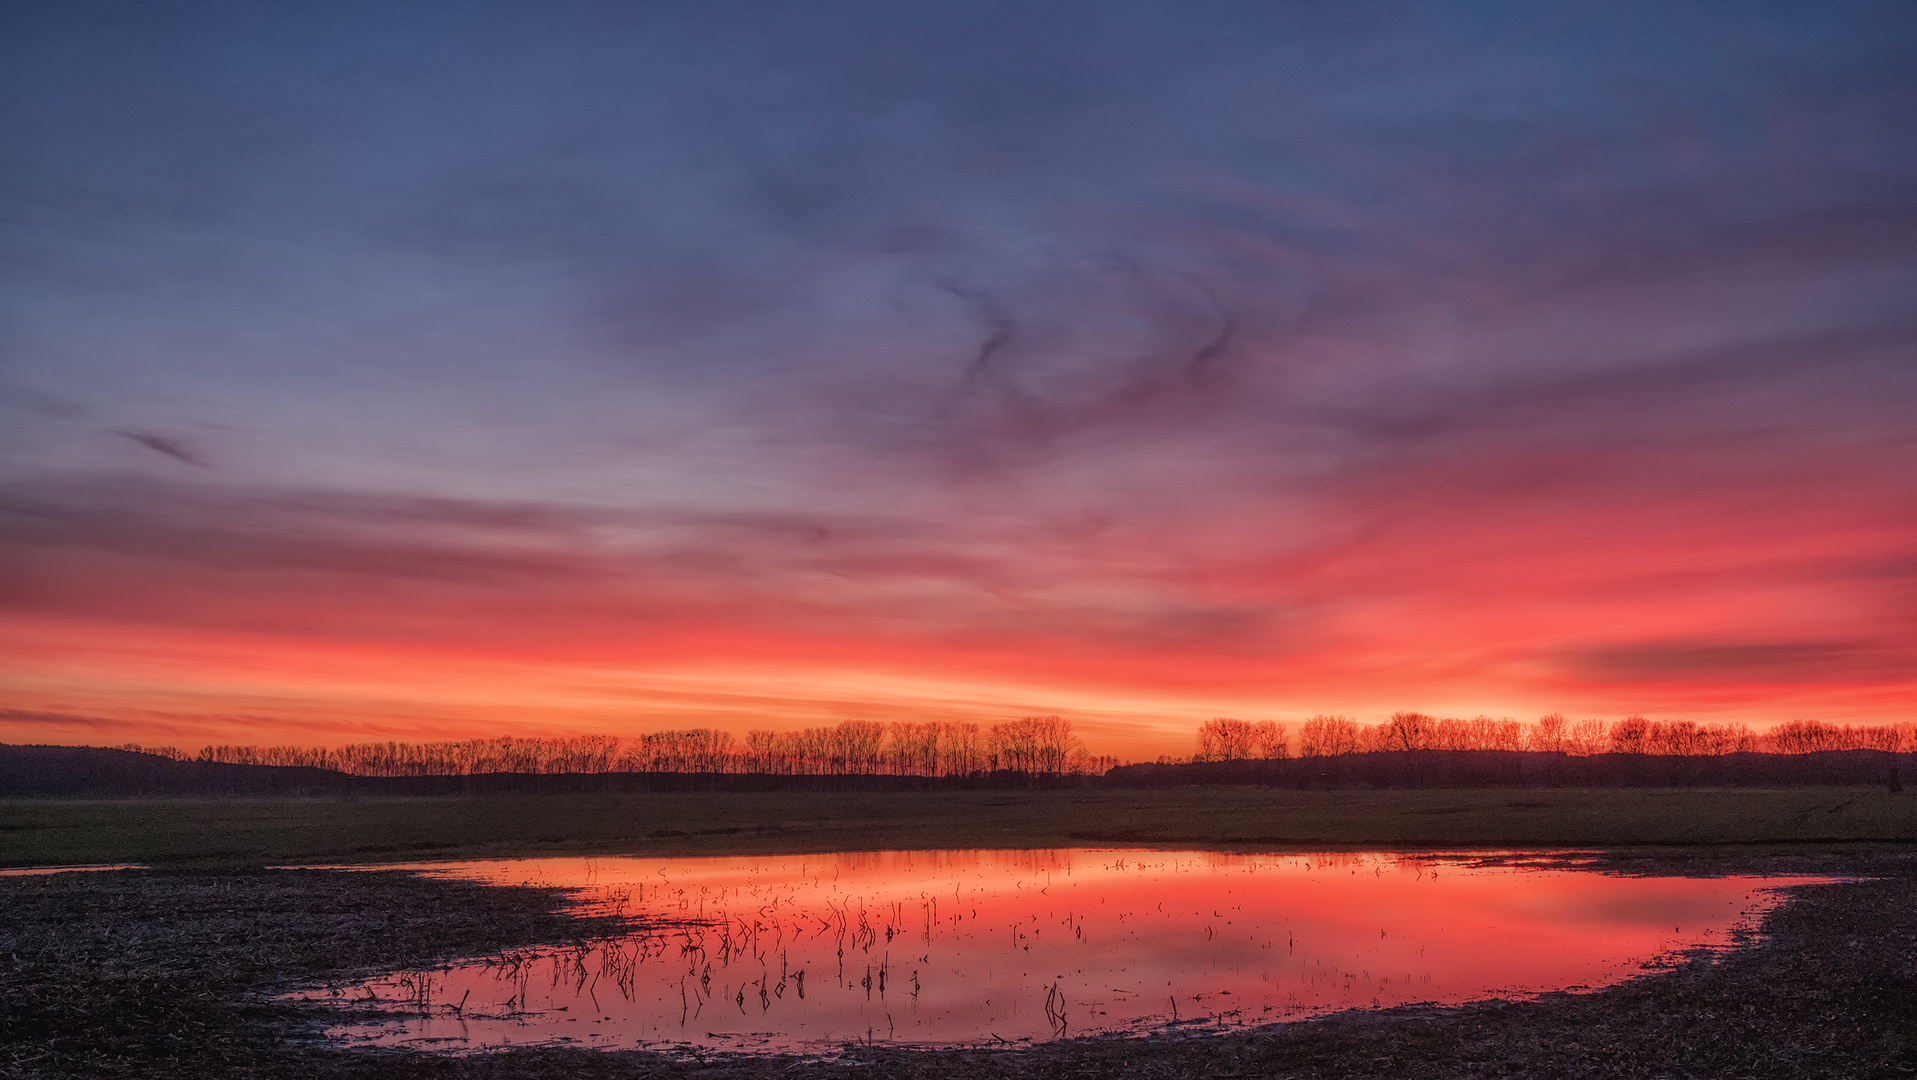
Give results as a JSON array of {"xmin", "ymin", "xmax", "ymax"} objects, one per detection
[
  {"xmin": 1526, "ymin": 714, "xmax": 1568, "ymax": 753},
  {"xmin": 938, "ymin": 721, "xmax": 986, "ymax": 776},
  {"xmin": 1251, "ymin": 719, "xmax": 1289, "ymax": 759},
  {"xmin": 1196, "ymin": 718, "xmax": 1257, "ymax": 761},
  {"xmin": 989, "ymin": 716, "xmax": 1079, "ymax": 774},
  {"xmin": 1297, "ymin": 715, "xmax": 1362, "ymax": 757},
  {"xmin": 1609, "ymin": 716, "xmax": 1651, "ymax": 754},
  {"xmin": 1379, "ymin": 711, "xmax": 1437, "ymax": 751}
]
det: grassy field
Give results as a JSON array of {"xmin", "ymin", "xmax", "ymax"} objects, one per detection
[{"xmin": 4, "ymin": 786, "xmax": 1914, "ymax": 867}]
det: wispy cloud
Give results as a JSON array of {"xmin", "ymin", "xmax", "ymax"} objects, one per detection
[{"xmin": 117, "ymin": 431, "xmax": 208, "ymax": 467}]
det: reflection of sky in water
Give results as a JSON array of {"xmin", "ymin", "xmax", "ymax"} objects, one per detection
[{"xmin": 294, "ymin": 851, "xmax": 1816, "ymax": 1053}]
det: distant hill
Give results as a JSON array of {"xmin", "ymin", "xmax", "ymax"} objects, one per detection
[{"xmin": 0, "ymin": 744, "xmax": 351, "ymax": 797}]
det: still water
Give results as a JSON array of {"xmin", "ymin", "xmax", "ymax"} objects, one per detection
[{"xmin": 296, "ymin": 850, "xmax": 1812, "ymax": 1053}]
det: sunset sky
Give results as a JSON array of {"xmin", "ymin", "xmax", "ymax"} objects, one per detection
[{"xmin": 3, "ymin": 2, "xmax": 1914, "ymax": 760}]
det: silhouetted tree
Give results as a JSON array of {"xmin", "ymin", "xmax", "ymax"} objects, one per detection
[
  {"xmin": 1609, "ymin": 715, "xmax": 1651, "ymax": 754},
  {"xmin": 1196, "ymin": 718, "xmax": 1288, "ymax": 761},
  {"xmin": 1379, "ymin": 711, "xmax": 1437, "ymax": 751},
  {"xmin": 1298, "ymin": 715, "xmax": 1362, "ymax": 757}
]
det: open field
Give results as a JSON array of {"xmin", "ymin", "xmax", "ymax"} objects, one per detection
[
  {"xmin": 2, "ymin": 851, "xmax": 1912, "ymax": 1079},
  {"xmin": 4, "ymin": 787, "xmax": 1916, "ymax": 868},
  {"xmin": 6, "ymin": 788, "xmax": 1913, "ymax": 1076}
]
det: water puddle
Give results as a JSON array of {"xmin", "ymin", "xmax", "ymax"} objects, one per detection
[{"xmin": 292, "ymin": 850, "xmax": 1820, "ymax": 1053}]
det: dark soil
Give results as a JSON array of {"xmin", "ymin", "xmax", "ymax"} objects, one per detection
[
  {"xmin": 0, "ymin": 869, "xmax": 630, "ymax": 1079},
  {"xmin": 3, "ymin": 852, "xmax": 1913, "ymax": 1079}
]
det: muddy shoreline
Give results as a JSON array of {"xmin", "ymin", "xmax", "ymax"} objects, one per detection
[{"xmin": 3, "ymin": 851, "xmax": 1913, "ymax": 1079}]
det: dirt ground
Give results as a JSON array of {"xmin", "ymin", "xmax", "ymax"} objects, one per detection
[{"xmin": 3, "ymin": 848, "xmax": 1913, "ymax": 1080}]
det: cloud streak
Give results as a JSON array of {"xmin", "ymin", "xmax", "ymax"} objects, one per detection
[{"xmin": 117, "ymin": 431, "xmax": 208, "ymax": 467}]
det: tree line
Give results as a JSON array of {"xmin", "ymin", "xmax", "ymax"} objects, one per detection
[
  {"xmin": 1186, "ymin": 713, "xmax": 1917, "ymax": 760},
  {"xmin": 118, "ymin": 716, "xmax": 1118, "ymax": 778},
  {"xmin": 98, "ymin": 713, "xmax": 1917, "ymax": 782}
]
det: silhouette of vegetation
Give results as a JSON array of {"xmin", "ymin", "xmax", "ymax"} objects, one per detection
[
  {"xmin": 5, "ymin": 714, "xmax": 1911, "ymax": 799},
  {"xmin": 1132, "ymin": 714, "xmax": 1917, "ymax": 790},
  {"xmin": 1285, "ymin": 713, "xmax": 1909, "ymax": 758},
  {"xmin": 1113, "ymin": 748, "xmax": 1915, "ymax": 791},
  {"xmin": 1193, "ymin": 718, "xmax": 1287, "ymax": 761},
  {"xmin": 82, "ymin": 714, "xmax": 1917, "ymax": 781},
  {"xmin": 153, "ymin": 717, "xmax": 1112, "ymax": 779}
]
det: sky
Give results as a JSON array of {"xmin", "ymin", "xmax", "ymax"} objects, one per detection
[{"xmin": 3, "ymin": 2, "xmax": 1914, "ymax": 760}]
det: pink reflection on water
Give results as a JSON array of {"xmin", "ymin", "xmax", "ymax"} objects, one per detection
[{"xmin": 294, "ymin": 850, "xmax": 1815, "ymax": 1053}]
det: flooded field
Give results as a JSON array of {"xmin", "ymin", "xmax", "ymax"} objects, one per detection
[{"xmin": 293, "ymin": 850, "xmax": 1819, "ymax": 1054}]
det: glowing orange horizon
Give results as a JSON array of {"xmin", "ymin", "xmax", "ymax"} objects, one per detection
[{"xmin": 5, "ymin": 594, "xmax": 1911, "ymax": 762}]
